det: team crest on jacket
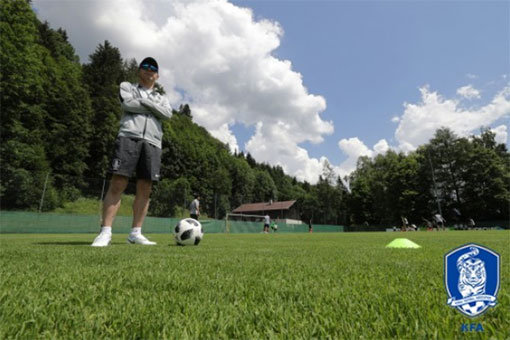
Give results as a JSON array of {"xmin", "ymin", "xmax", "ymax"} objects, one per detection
[{"xmin": 444, "ymin": 244, "xmax": 499, "ymax": 317}]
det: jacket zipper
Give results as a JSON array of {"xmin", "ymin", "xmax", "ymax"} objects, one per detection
[
  {"xmin": 142, "ymin": 114, "xmax": 148, "ymax": 139},
  {"xmin": 138, "ymin": 85, "xmax": 149, "ymax": 139}
]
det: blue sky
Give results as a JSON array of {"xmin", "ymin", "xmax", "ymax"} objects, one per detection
[
  {"xmin": 33, "ymin": 0, "xmax": 510, "ymax": 183},
  {"xmin": 231, "ymin": 0, "xmax": 510, "ymax": 164}
]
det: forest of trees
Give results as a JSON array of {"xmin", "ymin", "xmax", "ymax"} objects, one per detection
[{"xmin": 1, "ymin": 0, "xmax": 509, "ymax": 227}]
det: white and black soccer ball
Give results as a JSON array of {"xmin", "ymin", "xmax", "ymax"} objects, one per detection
[{"xmin": 174, "ymin": 218, "xmax": 203, "ymax": 246}]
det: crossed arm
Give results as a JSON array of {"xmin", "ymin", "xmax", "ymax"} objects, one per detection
[{"xmin": 119, "ymin": 82, "xmax": 172, "ymax": 120}]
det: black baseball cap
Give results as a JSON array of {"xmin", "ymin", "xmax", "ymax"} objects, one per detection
[{"xmin": 139, "ymin": 57, "xmax": 158, "ymax": 73}]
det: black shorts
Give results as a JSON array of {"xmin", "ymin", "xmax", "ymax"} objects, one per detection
[{"xmin": 109, "ymin": 137, "xmax": 162, "ymax": 181}]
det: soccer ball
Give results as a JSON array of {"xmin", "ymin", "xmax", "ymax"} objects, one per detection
[{"xmin": 174, "ymin": 218, "xmax": 203, "ymax": 246}]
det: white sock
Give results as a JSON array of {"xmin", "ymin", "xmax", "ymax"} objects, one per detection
[
  {"xmin": 101, "ymin": 226, "xmax": 112, "ymax": 234},
  {"xmin": 130, "ymin": 227, "xmax": 142, "ymax": 236}
]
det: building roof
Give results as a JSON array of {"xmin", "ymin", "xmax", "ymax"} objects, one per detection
[{"xmin": 232, "ymin": 200, "xmax": 297, "ymax": 213}]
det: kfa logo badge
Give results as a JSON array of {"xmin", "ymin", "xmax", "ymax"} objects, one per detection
[{"xmin": 444, "ymin": 244, "xmax": 500, "ymax": 317}]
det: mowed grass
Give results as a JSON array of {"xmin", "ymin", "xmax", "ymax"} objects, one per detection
[{"xmin": 0, "ymin": 231, "xmax": 508, "ymax": 339}]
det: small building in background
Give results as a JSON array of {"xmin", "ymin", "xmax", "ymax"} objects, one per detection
[{"xmin": 231, "ymin": 200, "xmax": 301, "ymax": 224}]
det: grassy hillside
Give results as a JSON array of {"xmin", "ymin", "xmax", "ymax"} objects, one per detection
[{"xmin": 53, "ymin": 195, "xmax": 135, "ymax": 216}]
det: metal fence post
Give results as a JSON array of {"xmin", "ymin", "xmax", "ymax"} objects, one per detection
[
  {"xmin": 38, "ymin": 172, "xmax": 50, "ymax": 213},
  {"xmin": 98, "ymin": 178, "xmax": 106, "ymax": 225}
]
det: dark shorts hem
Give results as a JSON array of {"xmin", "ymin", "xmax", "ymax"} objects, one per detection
[{"xmin": 109, "ymin": 137, "xmax": 162, "ymax": 181}]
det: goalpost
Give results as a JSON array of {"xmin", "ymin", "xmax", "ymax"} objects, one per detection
[{"xmin": 225, "ymin": 213, "xmax": 267, "ymax": 233}]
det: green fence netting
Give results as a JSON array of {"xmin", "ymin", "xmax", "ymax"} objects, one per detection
[
  {"xmin": 0, "ymin": 211, "xmax": 223, "ymax": 234},
  {"xmin": 0, "ymin": 211, "xmax": 344, "ymax": 234}
]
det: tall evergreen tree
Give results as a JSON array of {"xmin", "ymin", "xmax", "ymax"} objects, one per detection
[
  {"xmin": 252, "ymin": 169, "xmax": 277, "ymax": 202},
  {"xmin": 209, "ymin": 166, "xmax": 232, "ymax": 218},
  {"xmin": 37, "ymin": 21, "xmax": 93, "ymax": 196},
  {"xmin": 82, "ymin": 41, "xmax": 125, "ymax": 178},
  {"xmin": 427, "ymin": 128, "xmax": 465, "ymax": 212},
  {"xmin": 347, "ymin": 157, "xmax": 375, "ymax": 224},
  {"xmin": 461, "ymin": 130, "xmax": 510, "ymax": 220},
  {"xmin": 0, "ymin": 0, "xmax": 56, "ymax": 209},
  {"xmin": 268, "ymin": 165, "xmax": 292, "ymax": 200},
  {"xmin": 122, "ymin": 58, "xmax": 139, "ymax": 84},
  {"xmin": 229, "ymin": 157, "xmax": 255, "ymax": 208},
  {"xmin": 335, "ymin": 176, "xmax": 349, "ymax": 225}
]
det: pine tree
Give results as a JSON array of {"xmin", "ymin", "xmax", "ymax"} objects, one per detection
[
  {"xmin": 0, "ymin": 0, "xmax": 56, "ymax": 209},
  {"xmin": 82, "ymin": 41, "xmax": 125, "ymax": 178},
  {"xmin": 37, "ymin": 21, "xmax": 93, "ymax": 196}
]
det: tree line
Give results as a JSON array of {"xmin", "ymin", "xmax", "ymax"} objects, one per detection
[{"xmin": 1, "ymin": 0, "xmax": 509, "ymax": 226}]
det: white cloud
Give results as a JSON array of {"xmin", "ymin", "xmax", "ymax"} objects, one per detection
[
  {"xmin": 466, "ymin": 73, "xmax": 478, "ymax": 79},
  {"xmin": 457, "ymin": 84, "xmax": 481, "ymax": 100},
  {"xmin": 394, "ymin": 85, "xmax": 510, "ymax": 151},
  {"xmin": 337, "ymin": 138, "xmax": 372, "ymax": 177},
  {"xmin": 335, "ymin": 86, "xmax": 509, "ymax": 179},
  {"xmin": 33, "ymin": 0, "xmax": 333, "ymax": 183},
  {"xmin": 338, "ymin": 137, "xmax": 373, "ymax": 158},
  {"xmin": 209, "ymin": 122, "xmax": 240, "ymax": 153},
  {"xmin": 336, "ymin": 138, "xmax": 390, "ymax": 177},
  {"xmin": 391, "ymin": 116, "xmax": 400, "ymax": 123},
  {"xmin": 245, "ymin": 122, "xmax": 328, "ymax": 182},
  {"xmin": 373, "ymin": 139, "xmax": 389, "ymax": 154},
  {"xmin": 491, "ymin": 125, "xmax": 508, "ymax": 144}
]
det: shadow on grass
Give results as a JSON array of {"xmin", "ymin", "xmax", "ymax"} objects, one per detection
[
  {"xmin": 34, "ymin": 241, "xmax": 126, "ymax": 246},
  {"xmin": 34, "ymin": 242, "xmax": 182, "ymax": 246}
]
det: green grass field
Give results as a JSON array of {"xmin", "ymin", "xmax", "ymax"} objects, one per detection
[{"xmin": 0, "ymin": 231, "xmax": 508, "ymax": 339}]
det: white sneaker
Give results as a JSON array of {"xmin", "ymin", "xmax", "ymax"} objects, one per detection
[
  {"xmin": 91, "ymin": 232, "xmax": 111, "ymax": 247},
  {"xmin": 127, "ymin": 234, "xmax": 156, "ymax": 245}
]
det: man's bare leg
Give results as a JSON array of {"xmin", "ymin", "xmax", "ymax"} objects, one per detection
[
  {"xmin": 92, "ymin": 175, "xmax": 129, "ymax": 247},
  {"xmin": 127, "ymin": 179, "xmax": 156, "ymax": 245},
  {"xmin": 132, "ymin": 179, "xmax": 152, "ymax": 228},
  {"xmin": 102, "ymin": 175, "xmax": 129, "ymax": 227}
]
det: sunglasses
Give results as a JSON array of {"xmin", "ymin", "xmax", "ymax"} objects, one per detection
[{"xmin": 140, "ymin": 63, "xmax": 158, "ymax": 72}]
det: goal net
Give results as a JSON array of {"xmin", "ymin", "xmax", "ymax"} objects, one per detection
[{"xmin": 225, "ymin": 213, "xmax": 267, "ymax": 233}]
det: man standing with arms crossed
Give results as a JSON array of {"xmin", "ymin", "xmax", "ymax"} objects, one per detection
[{"xmin": 92, "ymin": 57, "xmax": 172, "ymax": 247}]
